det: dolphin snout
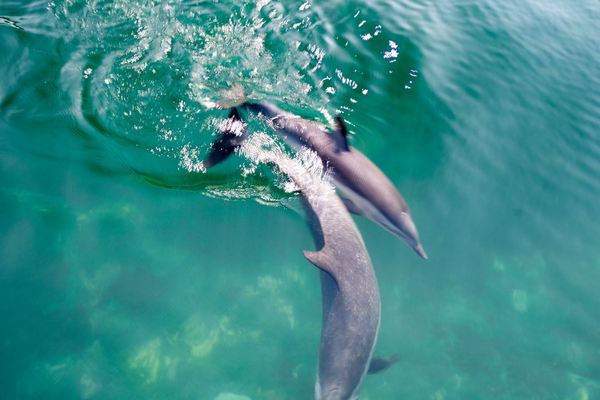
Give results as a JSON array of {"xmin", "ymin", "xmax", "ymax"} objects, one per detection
[
  {"xmin": 413, "ymin": 242, "xmax": 428, "ymax": 260},
  {"xmin": 396, "ymin": 212, "xmax": 427, "ymax": 260}
]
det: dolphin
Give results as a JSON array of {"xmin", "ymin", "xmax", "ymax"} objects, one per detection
[
  {"xmin": 206, "ymin": 102, "xmax": 427, "ymax": 259},
  {"xmin": 301, "ymin": 170, "xmax": 381, "ymax": 400},
  {"xmin": 239, "ymin": 134, "xmax": 380, "ymax": 400}
]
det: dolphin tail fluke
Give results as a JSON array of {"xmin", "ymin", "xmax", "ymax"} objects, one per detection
[{"xmin": 204, "ymin": 108, "xmax": 246, "ymax": 169}]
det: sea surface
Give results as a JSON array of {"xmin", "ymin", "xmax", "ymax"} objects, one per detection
[{"xmin": 1, "ymin": 0, "xmax": 599, "ymax": 399}]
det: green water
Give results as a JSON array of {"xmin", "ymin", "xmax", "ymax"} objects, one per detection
[{"xmin": 1, "ymin": 0, "xmax": 599, "ymax": 398}]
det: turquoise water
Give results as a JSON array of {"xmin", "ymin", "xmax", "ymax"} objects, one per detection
[{"xmin": 1, "ymin": 0, "xmax": 599, "ymax": 398}]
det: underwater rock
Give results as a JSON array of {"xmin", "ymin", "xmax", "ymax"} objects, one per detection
[
  {"xmin": 128, "ymin": 339, "xmax": 162, "ymax": 384},
  {"xmin": 511, "ymin": 289, "xmax": 528, "ymax": 312}
]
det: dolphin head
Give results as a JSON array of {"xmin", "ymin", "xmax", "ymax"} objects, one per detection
[
  {"xmin": 385, "ymin": 210, "xmax": 428, "ymax": 260},
  {"xmin": 335, "ymin": 181, "xmax": 428, "ymax": 259}
]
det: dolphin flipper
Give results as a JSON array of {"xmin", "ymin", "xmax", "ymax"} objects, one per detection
[
  {"xmin": 204, "ymin": 108, "xmax": 246, "ymax": 168},
  {"xmin": 341, "ymin": 196, "xmax": 363, "ymax": 215}
]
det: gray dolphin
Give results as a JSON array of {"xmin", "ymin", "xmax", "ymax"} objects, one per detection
[
  {"xmin": 239, "ymin": 135, "xmax": 380, "ymax": 400},
  {"xmin": 206, "ymin": 102, "xmax": 427, "ymax": 259}
]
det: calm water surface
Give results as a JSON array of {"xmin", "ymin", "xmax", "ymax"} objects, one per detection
[{"xmin": 1, "ymin": 0, "xmax": 599, "ymax": 399}]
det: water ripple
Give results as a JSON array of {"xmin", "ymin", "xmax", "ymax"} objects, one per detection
[{"xmin": 24, "ymin": 0, "xmax": 425, "ymax": 204}]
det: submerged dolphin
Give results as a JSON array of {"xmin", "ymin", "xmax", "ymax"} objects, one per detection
[
  {"xmin": 239, "ymin": 135, "xmax": 380, "ymax": 400},
  {"xmin": 304, "ymin": 179, "xmax": 381, "ymax": 400},
  {"xmin": 206, "ymin": 102, "xmax": 427, "ymax": 259}
]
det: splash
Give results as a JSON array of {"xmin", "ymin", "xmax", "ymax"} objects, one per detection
[
  {"xmin": 50, "ymin": 0, "xmax": 330, "ymax": 202},
  {"xmin": 238, "ymin": 132, "xmax": 333, "ymax": 197},
  {"xmin": 45, "ymin": 0, "xmax": 408, "ymax": 205}
]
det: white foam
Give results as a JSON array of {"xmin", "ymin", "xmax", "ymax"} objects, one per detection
[{"xmin": 239, "ymin": 133, "xmax": 333, "ymax": 199}]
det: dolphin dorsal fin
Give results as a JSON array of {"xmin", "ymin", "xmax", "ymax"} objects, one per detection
[
  {"xmin": 332, "ymin": 115, "xmax": 350, "ymax": 152},
  {"xmin": 304, "ymin": 250, "xmax": 339, "ymax": 286}
]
